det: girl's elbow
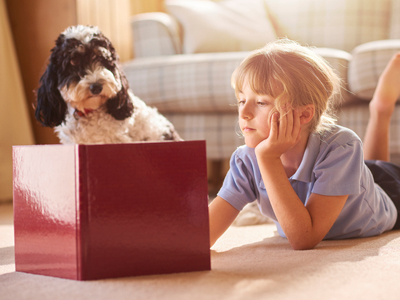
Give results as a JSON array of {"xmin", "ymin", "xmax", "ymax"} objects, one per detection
[
  {"xmin": 289, "ymin": 238, "xmax": 320, "ymax": 250},
  {"xmin": 287, "ymin": 229, "xmax": 323, "ymax": 250},
  {"xmin": 290, "ymin": 242, "xmax": 316, "ymax": 251}
]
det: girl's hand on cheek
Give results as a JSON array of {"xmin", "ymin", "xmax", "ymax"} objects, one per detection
[{"xmin": 255, "ymin": 108, "xmax": 302, "ymax": 160}]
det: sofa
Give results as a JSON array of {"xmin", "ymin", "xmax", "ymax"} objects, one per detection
[{"xmin": 123, "ymin": 0, "xmax": 400, "ymax": 171}]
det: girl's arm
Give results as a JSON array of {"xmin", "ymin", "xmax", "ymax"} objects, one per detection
[
  {"xmin": 256, "ymin": 108, "xmax": 348, "ymax": 250},
  {"xmin": 209, "ymin": 196, "xmax": 240, "ymax": 247},
  {"xmin": 258, "ymin": 156, "xmax": 348, "ymax": 250}
]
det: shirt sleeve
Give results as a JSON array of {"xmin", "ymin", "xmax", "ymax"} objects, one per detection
[
  {"xmin": 312, "ymin": 139, "xmax": 364, "ymax": 196},
  {"xmin": 217, "ymin": 151, "xmax": 257, "ymax": 211}
]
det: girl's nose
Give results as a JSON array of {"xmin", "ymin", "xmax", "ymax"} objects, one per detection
[{"xmin": 240, "ymin": 102, "xmax": 253, "ymax": 119}]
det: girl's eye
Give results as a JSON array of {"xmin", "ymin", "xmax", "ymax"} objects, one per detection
[
  {"xmin": 238, "ymin": 100, "xmax": 245, "ymax": 106},
  {"xmin": 257, "ymin": 101, "xmax": 268, "ymax": 106}
]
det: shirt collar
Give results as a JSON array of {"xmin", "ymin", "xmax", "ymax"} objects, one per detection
[{"xmin": 289, "ymin": 132, "xmax": 321, "ymax": 183}]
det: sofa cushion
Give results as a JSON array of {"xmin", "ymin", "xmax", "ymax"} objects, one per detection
[
  {"xmin": 265, "ymin": 0, "xmax": 391, "ymax": 53},
  {"xmin": 165, "ymin": 0, "xmax": 277, "ymax": 54},
  {"xmin": 348, "ymin": 40, "xmax": 400, "ymax": 100}
]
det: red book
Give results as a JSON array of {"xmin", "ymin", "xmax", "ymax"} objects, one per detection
[{"xmin": 13, "ymin": 141, "xmax": 210, "ymax": 280}]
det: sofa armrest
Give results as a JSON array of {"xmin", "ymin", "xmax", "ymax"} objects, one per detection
[
  {"xmin": 131, "ymin": 12, "xmax": 182, "ymax": 57},
  {"xmin": 348, "ymin": 40, "xmax": 400, "ymax": 100}
]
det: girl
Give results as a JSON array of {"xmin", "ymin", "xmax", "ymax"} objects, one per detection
[{"xmin": 209, "ymin": 39, "xmax": 400, "ymax": 250}]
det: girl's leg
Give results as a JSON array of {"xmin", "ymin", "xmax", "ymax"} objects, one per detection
[{"xmin": 363, "ymin": 52, "xmax": 400, "ymax": 161}]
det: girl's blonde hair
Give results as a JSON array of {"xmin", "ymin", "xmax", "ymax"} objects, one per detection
[{"xmin": 231, "ymin": 38, "xmax": 342, "ymax": 133}]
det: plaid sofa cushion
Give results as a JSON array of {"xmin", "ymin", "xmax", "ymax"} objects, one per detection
[
  {"xmin": 123, "ymin": 49, "xmax": 351, "ymax": 112},
  {"xmin": 265, "ymin": 0, "xmax": 391, "ymax": 53},
  {"xmin": 348, "ymin": 40, "xmax": 400, "ymax": 100}
]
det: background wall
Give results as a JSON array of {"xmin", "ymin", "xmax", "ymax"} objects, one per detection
[
  {"xmin": 130, "ymin": 0, "xmax": 165, "ymax": 14},
  {"xmin": 0, "ymin": 0, "xmax": 35, "ymax": 202}
]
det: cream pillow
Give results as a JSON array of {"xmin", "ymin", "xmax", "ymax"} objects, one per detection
[{"xmin": 165, "ymin": 0, "xmax": 277, "ymax": 54}]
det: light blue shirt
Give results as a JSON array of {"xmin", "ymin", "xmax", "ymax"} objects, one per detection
[{"xmin": 218, "ymin": 125, "xmax": 397, "ymax": 239}]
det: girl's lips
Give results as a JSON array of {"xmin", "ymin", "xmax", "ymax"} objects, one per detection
[{"xmin": 242, "ymin": 127, "xmax": 255, "ymax": 132}]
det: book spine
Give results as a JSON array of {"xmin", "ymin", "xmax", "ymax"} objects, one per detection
[{"xmin": 75, "ymin": 144, "xmax": 89, "ymax": 280}]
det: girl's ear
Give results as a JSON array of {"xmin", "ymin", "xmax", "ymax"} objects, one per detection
[{"xmin": 299, "ymin": 104, "xmax": 315, "ymax": 125}]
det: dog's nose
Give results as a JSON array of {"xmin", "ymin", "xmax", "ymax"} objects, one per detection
[{"xmin": 90, "ymin": 83, "xmax": 103, "ymax": 95}]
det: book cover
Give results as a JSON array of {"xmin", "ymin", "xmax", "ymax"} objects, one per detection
[{"xmin": 13, "ymin": 141, "xmax": 210, "ymax": 280}]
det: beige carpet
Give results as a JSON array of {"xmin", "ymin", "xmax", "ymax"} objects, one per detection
[{"xmin": 1, "ymin": 202, "xmax": 400, "ymax": 300}]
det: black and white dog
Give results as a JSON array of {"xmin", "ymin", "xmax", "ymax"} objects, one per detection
[{"xmin": 35, "ymin": 25, "xmax": 181, "ymax": 144}]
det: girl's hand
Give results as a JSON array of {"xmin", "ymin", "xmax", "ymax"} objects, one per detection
[{"xmin": 255, "ymin": 107, "xmax": 302, "ymax": 159}]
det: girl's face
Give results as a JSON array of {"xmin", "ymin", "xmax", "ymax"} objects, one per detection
[{"xmin": 238, "ymin": 81, "xmax": 277, "ymax": 148}]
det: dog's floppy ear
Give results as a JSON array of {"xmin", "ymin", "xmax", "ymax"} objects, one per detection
[
  {"xmin": 106, "ymin": 69, "xmax": 134, "ymax": 120},
  {"xmin": 35, "ymin": 37, "xmax": 68, "ymax": 127}
]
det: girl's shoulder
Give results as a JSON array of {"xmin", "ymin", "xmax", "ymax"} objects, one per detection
[
  {"xmin": 230, "ymin": 145, "xmax": 259, "ymax": 171},
  {"xmin": 312, "ymin": 124, "xmax": 364, "ymax": 166},
  {"xmin": 319, "ymin": 124, "xmax": 362, "ymax": 148}
]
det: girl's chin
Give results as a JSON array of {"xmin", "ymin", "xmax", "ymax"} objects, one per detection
[
  {"xmin": 244, "ymin": 140, "xmax": 260, "ymax": 149},
  {"xmin": 243, "ymin": 134, "xmax": 269, "ymax": 148}
]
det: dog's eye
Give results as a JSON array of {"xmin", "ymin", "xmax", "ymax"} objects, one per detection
[
  {"xmin": 70, "ymin": 58, "xmax": 79, "ymax": 65},
  {"xmin": 77, "ymin": 44, "xmax": 85, "ymax": 52}
]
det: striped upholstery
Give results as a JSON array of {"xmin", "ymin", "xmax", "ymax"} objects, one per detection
[
  {"xmin": 265, "ymin": 0, "xmax": 391, "ymax": 53},
  {"xmin": 348, "ymin": 40, "xmax": 400, "ymax": 100}
]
